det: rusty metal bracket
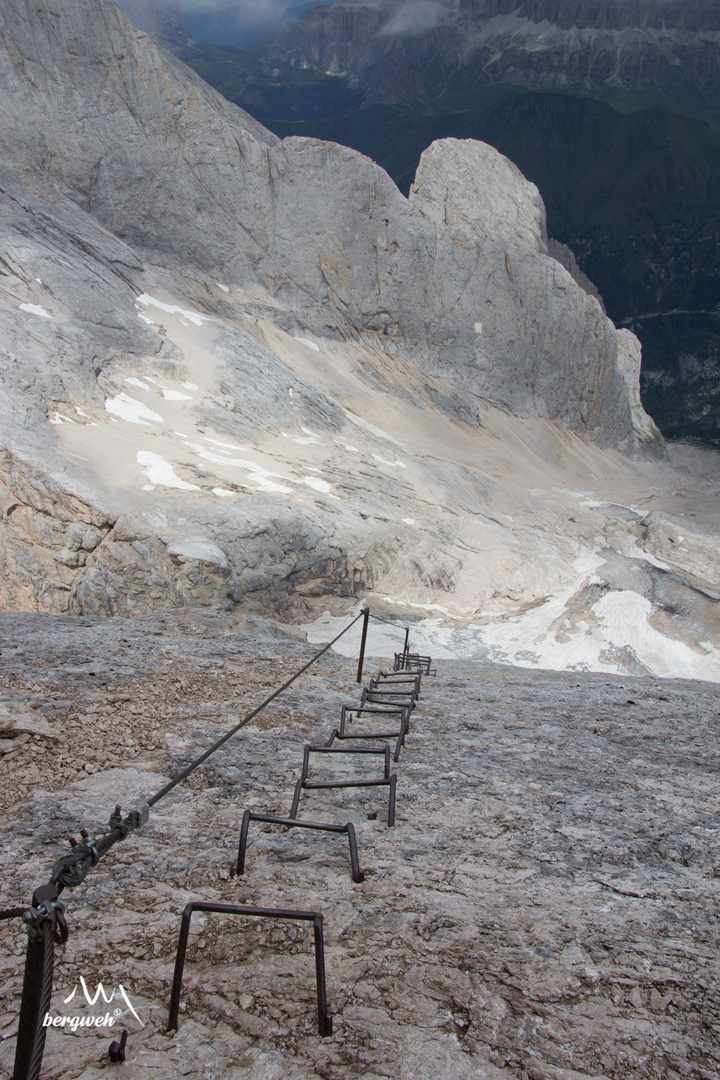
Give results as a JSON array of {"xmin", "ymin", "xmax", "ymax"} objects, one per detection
[
  {"xmin": 237, "ymin": 810, "xmax": 364, "ymax": 883},
  {"xmin": 325, "ymin": 704, "xmax": 410, "ymax": 764},
  {"xmin": 289, "ymin": 744, "xmax": 397, "ymax": 826},
  {"xmin": 369, "ymin": 672, "xmax": 422, "ymax": 694},
  {"xmin": 326, "ymin": 705, "xmax": 410, "ymax": 762},
  {"xmin": 393, "ymin": 652, "xmax": 436, "ymax": 676},
  {"xmin": 301, "ymin": 743, "xmax": 392, "ymax": 781},
  {"xmin": 167, "ymin": 901, "xmax": 332, "ymax": 1037},
  {"xmin": 360, "ymin": 688, "xmax": 418, "ymax": 710},
  {"xmin": 339, "ymin": 703, "xmax": 412, "ymax": 733}
]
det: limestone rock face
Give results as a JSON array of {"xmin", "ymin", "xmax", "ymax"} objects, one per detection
[
  {"xmin": 1, "ymin": 0, "xmax": 650, "ymax": 443},
  {"xmin": 406, "ymin": 139, "xmax": 640, "ymax": 445},
  {"xmin": 4, "ymin": 0, "xmax": 718, "ymax": 683}
]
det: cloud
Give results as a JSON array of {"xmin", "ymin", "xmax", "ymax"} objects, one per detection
[
  {"xmin": 180, "ymin": 0, "xmax": 315, "ymax": 46},
  {"xmin": 378, "ymin": 0, "xmax": 455, "ymax": 38},
  {"xmin": 182, "ymin": 0, "xmax": 283, "ymax": 17}
]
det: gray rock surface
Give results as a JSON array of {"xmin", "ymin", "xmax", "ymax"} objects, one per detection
[
  {"xmin": 2, "ymin": 0, "xmax": 719, "ymax": 680},
  {"xmin": 0, "ymin": 609, "xmax": 718, "ymax": 1079},
  {"xmin": 0, "ymin": 0, "xmax": 652, "ymax": 443}
]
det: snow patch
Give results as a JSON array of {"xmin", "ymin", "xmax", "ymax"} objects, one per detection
[
  {"xmin": 474, "ymin": 557, "xmax": 720, "ymax": 681},
  {"xmin": 303, "ymin": 606, "xmax": 457, "ymax": 661},
  {"xmin": 136, "ymin": 294, "xmax": 207, "ymax": 327},
  {"xmin": 137, "ymin": 451, "xmax": 199, "ymax": 490},
  {"xmin": 294, "ymin": 336, "xmax": 320, "ymax": 351},
  {"xmin": 372, "ymin": 454, "xmax": 408, "ymax": 469},
  {"xmin": 187, "ymin": 442, "xmax": 292, "ymax": 493},
  {"xmin": 166, "ymin": 538, "xmax": 228, "ymax": 567},
  {"xmin": 212, "ymin": 488, "xmax": 235, "ymax": 498},
  {"xmin": 303, "ymin": 567, "xmax": 720, "ymax": 682},
  {"xmin": 141, "ymin": 376, "xmax": 193, "ymax": 401},
  {"xmin": 628, "ymin": 540, "xmax": 672, "ymax": 572},
  {"xmin": 20, "ymin": 303, "xmax": 51, "ymax": 319},
  {"xmin": 106, "ymin": 393, "xmax": 164, "ymax": 425},
  {"xmin": 341, "ymin": 408, "xmax": 402, "ymax": 446},
  {"xmin": 302, "ymin": 476, "xmax": 332, "ymax": 494},
  {"xmin": 282, "ymin": 431, "xmax": 321, "ymax": 446},
  {"xmin": 204, "ymin": 437, "xmax": 248, "ymax": 451}
]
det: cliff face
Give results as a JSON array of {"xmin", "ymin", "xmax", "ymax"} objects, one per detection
[
  {"xmin": 495, "ymin": 0, "xmax": 720, "ymax": 32},
  {"xmin": 0, "ymin": 0, "xmax": 645, "ymax": 445},
  {"xmin": 270, "ymin": 0, "xmax": 720, "ymax": 119},
  {"xmin": 8, "ymin": 0, "xmax": 720, "ymax": 687}
]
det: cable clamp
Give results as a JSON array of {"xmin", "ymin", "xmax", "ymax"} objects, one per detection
[{"xmin": 23, "ymin": 893, "xmax": 68, "ymax": 944}]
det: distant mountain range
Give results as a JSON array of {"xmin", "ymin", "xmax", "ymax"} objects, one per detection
[
  {"xmin": 168, "ymin": 0, "xmax": 720, "ymax": 445},
  {"xmin": 268, "ymin": 0, "xmax": 720, "ymax": 121}
]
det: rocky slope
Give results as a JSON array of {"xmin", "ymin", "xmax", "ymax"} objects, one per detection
[
  {"xmin": 266, "ymin": 92, "xmax": 720, "ymax": 445},
  {"xmin": 1, "ymin": 0, "xmax": 718, "ymax": 681},
  {"xmin": 2, "ymin": 0, "xmax": 643, "ymax": 437},
  {"xmin": 181, "ymin": 2, "xmax": 720, "ymax": 449},
  {"xmin": 0, "ymin": 609, "xmax": 719, "ymax": 1079}
]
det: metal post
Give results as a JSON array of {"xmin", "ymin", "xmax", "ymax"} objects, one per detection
[
  {"xmin": 388, "ymin": 774, "xmax": 397, "ymax": 827},
  {"xmin": 168, "ymin": 903, "xmax": 333, "ymax": 1037},
  {"xmin": 289, "ymin": 778, "xmax": 303, "ymax": 820},
  {"xmin": 313, "ymin": 916, "xmax": 333, "ymax": 1036},
  {"xmin": 346, "ymin": 823, "xmax": 363, "ymax": 883},
  {"xmin": 356, "ymin": 608, "xmax": 370, "ymax": 684},
  {"xmin": 236, "ymin": 810, "xmax": 251, "ymax": 876},
  {"xmin": 13, "ymin": 920, "xmax": 54, "ymax": 1080},
  {"xmin": 167, "ymin": 905, "xmax": 193, "ymax": 1032},
  {"xmin": 403, "ymin": 627, "xmax": 410, "ymax": 655}
]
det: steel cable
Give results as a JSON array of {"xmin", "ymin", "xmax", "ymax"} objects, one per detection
[
  {"xmin": 13, "ymin": 919, "xmax": 55, "ymax": 1080},
  {"xmin": 368, "ymin": 612, "xmax": 408, "ymax": 628},
  {"xmin": 147, "ymin": 608, "xmax": 367, "ymax": 808},
  {"xmin": 0, "ymin": 908, "xmax": 26, "ymax": 922},
  {"xmin": 7, "ymin": 605, "xmax": 407, "ymax": 1080}
]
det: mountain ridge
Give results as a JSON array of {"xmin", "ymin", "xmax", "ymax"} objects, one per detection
[
  {"xmin": 268, "ymin": 0, "xmax": 720, "ymax": 120},
  {"xmin": 1, "ymin": 0, "xmax": 648, "ymax": 444},
  {"xmin": 3, "ymin": 0, "xmax": 720, "ymax": 688}
]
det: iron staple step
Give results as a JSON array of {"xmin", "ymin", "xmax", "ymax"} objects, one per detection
[
  {"xmin": 289, "ymin": 743, "xmax": 397, "ymax": 825},
  {"xmin": 236, "ymin": 810, "xmax": 364, "ymax": 883}
]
